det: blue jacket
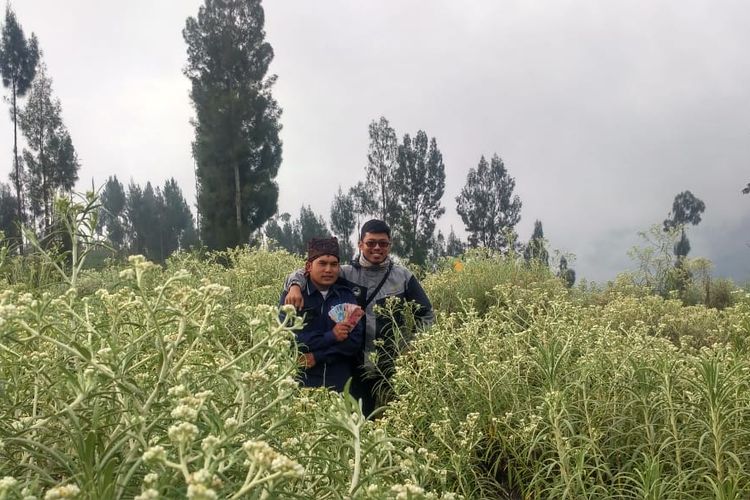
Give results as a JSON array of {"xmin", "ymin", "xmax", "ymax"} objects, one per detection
[
  {"xmin": 279, "ymin": 280, "xmax": 364, "ymax": 392},
  {"xmin": 285, "ymin": 257, "xmax": 433, "ymax": 372}
]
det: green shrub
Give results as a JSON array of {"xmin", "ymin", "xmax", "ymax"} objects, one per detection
[
  {"xmin": 423, "ymin": 249, "xmax": 557, "ymax": 316},
  {"xmin": 383, "ymin": 280, "xmax": 750, "ymax": 498},
  {"xmin": 0, "ymin": 254, "xmax": 454, "ymax": 499}
]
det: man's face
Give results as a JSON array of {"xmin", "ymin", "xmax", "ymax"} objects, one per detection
[
  {"xmin": 358, "ymin": 232, "xmax": 391, "ymax": 264},
  {"xmin": 307, "ymin": 254, "xmax": 340, "ymax": 289}
]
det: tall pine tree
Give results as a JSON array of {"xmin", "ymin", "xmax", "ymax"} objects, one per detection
[
  {"xmin": 445, "ymin": 227, "xmax": 464, "ymax": 257},
  {"xmin": 295, "ymin": 205, "xmax": 329, "ymax": 254},
  {"xmin": 0, "ymin": 182, "xmax": 18, "ymax": 243},
  {"xmin": 184, "ymin": 0, "xmax": 282, "ymax": 250},
  {"xmin": 663, "ymin": 190, "xmax": 705, "ymax": 260},
  {"xmin": 456, "ymin": 154, "xmax": 522, "ymax": 251},
  {"xmin": 19, "ymin": 62, "xmax": 79, "ymax": 233},
  {"xmin": 524, "ymin": 220, "xmax": 549, "ymax": 267},
  {"xmin": 365, "ymin": 116, "xmax": 399, "ymax": 225},
  {"xmin": 98, "ymin": 176, "xmax": 127, "ymax": 250},
  {"xmin": 0, "ymin": 6, "xmax": 39, "ymax": 229},
  {"xmin": 348, "ymin": 180, "xmax": 376, "ymax": 233},
  {"xmin": 393, "ymin": 130, "xmax": 445, "ymax": 265},
  {"xmin": 330, "ymin": 186, "xmax": 355, "ymax": 259},
  {"xmin": 558, "ymin": 256, "xmax": 576, "ymax": 288},
  {"xmin": 264, "ymin": 212, "xmax": 296, "ymax": 253},
  {"xmin": 162, "ymin": 178, "xmax": 196, "ymax": 256}
]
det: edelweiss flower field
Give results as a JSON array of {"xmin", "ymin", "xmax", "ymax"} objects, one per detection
[{"xmin": 2, "ymin": 243, "xmax": 750, "ymax": 499}]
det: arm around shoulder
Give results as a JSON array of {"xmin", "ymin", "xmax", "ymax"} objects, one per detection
[{"xmin": 283, "ymin": 268, "xmax": 307, "ymax": 292}]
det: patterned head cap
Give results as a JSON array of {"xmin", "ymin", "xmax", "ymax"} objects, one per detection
[{"xmin": 307, "ymin": 237, "xmax": 340, "ymax": 262}]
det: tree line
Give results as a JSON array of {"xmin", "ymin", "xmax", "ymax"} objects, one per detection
[
  {"xmin": 0, "ymin": 6, "xmax": 196, "ymax": 262},
  {"xmin": 264, "ymin": 117, "xmax": 520, "ymax": 262},
  {"xmin": 0, "ymin": 1, "xmax": 573, "ymax": 275}
]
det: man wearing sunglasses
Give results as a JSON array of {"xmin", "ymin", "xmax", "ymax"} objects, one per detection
[{"xmin": 283, "ymin": 219, "xmax": 434, "ymax": 416}]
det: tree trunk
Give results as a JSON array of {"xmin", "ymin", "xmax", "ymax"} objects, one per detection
[
  {"xmin": 12, "ymin": 81, "xmax": 23, "ymax": 254},
  {"xmin": 380, "ymin": 178, "xmax": 386, "ymax": 223},
  {"xmin": 234, "ymin": 163, "xmax": 242, "ymax": 242},
  {"xmin": 40, "ymin": 100, "xmax": 49, "ymax": 234}
]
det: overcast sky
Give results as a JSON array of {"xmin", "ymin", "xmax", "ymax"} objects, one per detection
[{"xmin": 4, "ymin": 1, "xmax": 749, "ymax": 282}]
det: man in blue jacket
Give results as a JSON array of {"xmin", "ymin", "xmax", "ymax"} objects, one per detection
[
  {"xmin": 280, "ymin": 237, "xmax": 364, "ymax": 392},
  {"xmin": 282, "ymin": 220, "xmax": 434, "ymax": 415}
]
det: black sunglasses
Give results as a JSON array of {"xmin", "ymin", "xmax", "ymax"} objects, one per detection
[{"xmin": 363, "ymin": 240, "xmax": 391, "ymax": 248}]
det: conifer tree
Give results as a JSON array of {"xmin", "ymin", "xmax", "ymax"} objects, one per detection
[
  {"xmin": 0, "ymin": 6, "xmax": 39, "ymax": 228},
  {"xmin": 445, "ymin": 227, "xmax": 465, "ymax": 257},
  {"xmin": 393, "ymin": 130, "xmax": 445, "ymax": 265},
  {"xmin": 558, "ymin": 256, "xmax": 576, "ymax": 288},
  {"xmin": 456, "ymin": 154, "xmax": 522, "ymax": 251},
  {"xmin": 19, "ymin": 63, "xmax": 79, "ymax": 233},
  {"xmin": 348, "ymin": 180, "xmax": 376, "ymax": 232},
  {"xmin": 330, "ymin": 187, "xmax": 355, "ymax": 260},
  {"xmin": 295, "ymin": 205, "xmax": 329, "ymax": 254},
  {"xmin": 98, "ymin": 176, "xmax": 127, "ymax": 250},
  {"xmin": 524, "ymin": 220, "xmax": 549, "ymax": 267},
  {"xmin": 365, "ymin": 116, "xmax": 399, "ymax": 225},
  {"xmin": 663, "ymin": 190, "xmax": 705, "ymax": 260},
  {"xmin": 184, "ymin": 0, "xmax": 282, "ymax": 250},
  {"xmin": 264, "ymin": 212, "xmax": 296, "ymax": 253},
  {"xmin": 0, "ymin": 182, "xmax": 18, "ymax": 243},
  {"xmin": 162, "ymin": 178, "xmax": 196, "ymax": 255}
]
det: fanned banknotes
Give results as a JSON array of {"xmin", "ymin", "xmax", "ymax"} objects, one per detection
[{"xmin": 328, "ymin": 303, "xmax": 364, "ymax": 327}]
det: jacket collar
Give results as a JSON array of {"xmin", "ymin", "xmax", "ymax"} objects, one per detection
[
  {"xmin": 356, "ymin": 254, "xmax": 392, "ymax": 270},
  {"xmin": 306, "ymin": 280, "xmax": 344, "ymax": 298}
]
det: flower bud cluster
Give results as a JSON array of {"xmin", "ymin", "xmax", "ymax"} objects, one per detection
[
  {"xmin": 242, "ymin": 440, "xmax": 304, "ymax": 478},
  {"xmin": 168, "ymin": 422, "xmax": 199, "ymax": 445},
  {"xmin": 142, "ymin": 446, "xmax": 167, "ymax": 464},
  {"xmin": 134, "ymin": 489, "xmax": 159, "ymax": 500},
  {"xmin": 0, "ymin": 476, "xmax": 18, "ymax": 492},
  {"xmin": 43, "ymin": 484, "xmax": 80, "ymax": 499}
]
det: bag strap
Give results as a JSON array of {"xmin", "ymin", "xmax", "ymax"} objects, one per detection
[{"xmin": 363, "ymin": 261, "xmax": 393, "ymax": 309}]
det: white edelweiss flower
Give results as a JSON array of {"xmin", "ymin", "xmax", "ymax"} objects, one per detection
[
  {"xmin": 188, "ymin": 469, "xmax": 212, "ymax": 486},
  {"xmin": 44, "ymin": 484, "xmax": 80, "ymax": 499},
  {"xmin": 242, "ymin": 440, "xmax": 277, "ymax": 468},
  {"xmin": 142, "ymin": 446, "xmax": 167, "ymax": 464},
  {"xmin": 143, "ymin": 473, "xmax": 159, "ymax": 485},
  {"xmin": 168, "ymin": 422, "xmax": 199, "ymax": 445},
  {"xmin": 224, "ymin": 417, "xmax": 238, "ymax": 430},
  {"xmin": 171, "ymin": 405, "xmax": 198, "ymax": 421},
  {"xmin": 167, "ymin": 385, "xmax": 188, "ymax": 398},
  {"xmin": 280, "ymin": 304, "xmax": 296, "ymax": 317},
  {"xmin": 278, "ymin": 377, "xmax": 297, "ymax": 390},
  {"xmin": 134, "ymin": 489, "xmax": 159, "ymax": 500},
  {"xmin": 201, "ymin": 435, "xmax": 220, "ymax": 452},
  {"xmin": 0, "ymin": 476, "xmax": 18, "ymax": 491},
  {"xmin": 195, "ymin": 390, "xmax": 213, "ymax": 400},
  {"xmin": 119, "ymin": 268, "xmax": 135, "ymax": 280},
  {"xmin": 270, "ymin": 455, "xmax": 305, "ymax": 478},
  {"xmin": 186, "ymin": 484, "xmax": 217, "ymax": 500}
]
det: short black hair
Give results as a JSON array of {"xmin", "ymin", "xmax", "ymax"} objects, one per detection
[{"xmin": 360, "ymin": 219, "xmax": 391, "ymax": 241}]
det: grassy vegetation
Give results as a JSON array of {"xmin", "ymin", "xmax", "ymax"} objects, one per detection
[{"xmin": 1, "ymin": 229, "xmax": 749, "ymax": 498}]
